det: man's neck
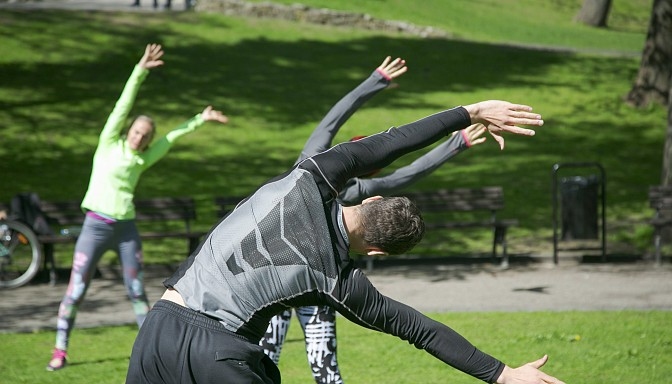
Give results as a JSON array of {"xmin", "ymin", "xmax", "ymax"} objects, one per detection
[{"xmin": 341, "ymin": 205, "xmax": 365, "ymax": 253}]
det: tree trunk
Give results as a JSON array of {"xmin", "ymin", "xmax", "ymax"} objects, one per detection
[
  {"xmin": 574, "ymin": 0, "xmax": 612, "ymax": 27},
  {"xmin": 655, "ymin": 83, "xmax": 672, "ymax": 253},
  {"xmin": 662, "ymin": 82, "xmax": 672, "ymax": 186},
  {"xmin": 625, "ymin": 0, "xmax": 672, "ymax": 108}
]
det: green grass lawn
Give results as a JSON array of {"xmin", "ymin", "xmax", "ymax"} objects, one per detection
[
  {"xmin": 1, "ymin": 311, "xmax": 670, "ymax": 383},
  {"xmin": 246, "ymin": 0, "xmax": 651, "ymax": 52},
  {"xmin": 0, "ymin": 2, "xmax": 670, "ymax": 384},
  {"xmin": 0, "ymin": 1, "xmax": 665, "ymax": 266}
]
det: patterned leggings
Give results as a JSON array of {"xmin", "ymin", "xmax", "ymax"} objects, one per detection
[
  {"xmin": 54, "ymin": 214, "xmax": 149, "ymax": 351},
  {"xmin": 260, "ymin": 305, "xmax": 343, "ymax": 384}
]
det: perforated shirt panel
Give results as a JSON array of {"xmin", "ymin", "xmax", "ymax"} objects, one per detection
[{"xmin": 173, "ymin": 169, "xmax": 339, "ymax": 336}]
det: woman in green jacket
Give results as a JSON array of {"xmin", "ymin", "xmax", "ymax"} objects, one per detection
[{"xmin": 46, "ymin": 43, "xmax": 229, "ymax": 371}]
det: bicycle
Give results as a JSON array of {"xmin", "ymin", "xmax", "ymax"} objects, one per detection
[{"xmin": 0, "ymin": 219, "xmax": 42, "ymax": 289}]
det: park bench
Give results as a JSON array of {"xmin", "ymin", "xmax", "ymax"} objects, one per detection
[
  {"xmin": 648, "ymin": 185, "xmax": 672, "ymax": 264},
  {"xmin": 394, "ymin": 186, "xmax": 518, "ymax": 270},
  {"xmin": 1, "ymin": 196, "xmax": 206, "ymax": 285},
  {"xmin": 214, "ymin": 187, "xmax": 517, "ymax": 271}
]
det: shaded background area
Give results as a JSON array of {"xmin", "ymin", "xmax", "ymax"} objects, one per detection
[{"xmin": 0, "ymin": 6, "xmax": 664, "ymax": 264}]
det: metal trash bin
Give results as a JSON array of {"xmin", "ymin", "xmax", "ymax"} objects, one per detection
[
  {"xmin": 552, "ymin": 162, "xmax": 606, "ymax": 264},
  {"xmin": 560, "ymin": 175, "xmax": 599, "ymax": 240}
]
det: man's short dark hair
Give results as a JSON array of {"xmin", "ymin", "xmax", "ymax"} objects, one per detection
[{"xmin": 358, "ymin": 197, "xmax": 425, "ymax": 255}]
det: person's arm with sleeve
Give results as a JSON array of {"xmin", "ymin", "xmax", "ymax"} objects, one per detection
[
  {"xmin": 301, "ymin": 100, "xmax": 542, "ymax": 201},
  {"xmin": 98, "ymin": 43, "xmax": 164, "ymax": 147},
  {"xmin": 338, "ymin": 123, "xmax": 487, "ymax": 205},
  {"xmin": 296, "ymin": 56, "xmax": 407, "ymax": 163},
  {"xmin": 314, "ymin": 100, "xmax": 560, "ymax": 383},
  {"xmin": 140, "ymin": 106, "xmax": 229, "ymax": 168},
  {"xmin": 327, "ymin": 266, "xmax": 565, "ymax": 384}
]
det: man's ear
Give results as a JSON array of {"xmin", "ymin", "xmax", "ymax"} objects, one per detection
[{"xmin": 361, "ymin": 195, "xmax": 383, "ymax": 205}]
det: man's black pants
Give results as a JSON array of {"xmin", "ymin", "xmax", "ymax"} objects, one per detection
[{"xmin": 126, "ymin": 300, "xmax": 281, "ymax": 384}]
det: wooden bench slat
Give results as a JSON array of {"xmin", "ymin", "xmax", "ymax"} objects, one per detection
[
  {"xmin": 404, "ymin": 188, "xmax": 506, "ymax": 212},
  {"xmin": 425, "ymin": 219, "xmax": 519, "ymax": 230},
  {"xmin": 140, "ymin": 231, "xmax": 207, "ymax": 239},
  {"xmin": 36, "ymin": 235, "xmax": 77, "ymax": 244},
  {"xmin": 135, "ymin": 212, "xmax": 195, "ymax": 221},
  {"xmin": 650, "ymin": 197, "xmax": 672, "ymax": 209},
  {"xmin": 401, "ymin": 186, "xmax": 515, "ymax": 268}
]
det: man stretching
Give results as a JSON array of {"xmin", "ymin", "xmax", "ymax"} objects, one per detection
[{"xmin": 126, "ymin": 99, "xmax": 564, "ymax": 384}]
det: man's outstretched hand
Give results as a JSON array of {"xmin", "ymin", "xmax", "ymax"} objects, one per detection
[
  {"xmin": 463, "ymin": 100, "xmax": 543, "ymax": 150},
  {"xmin": 496, "ymin": 355, "xmax": 565, "ymax": 384}
]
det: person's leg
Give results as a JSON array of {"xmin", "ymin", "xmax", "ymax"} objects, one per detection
[
  {"xmin": 259, "ymin": 309, "xmax": 293, "ymax": 364},
  {"xmin": 297, "ymin": 305, "xmax": 343, "ymax": 384},
  {"xmin": 116, "ymin": 220, "xmax": 149, "ymax": 327},
  {"xmin": 48, "ymin": 216, "xmax": 113, "ymax": 371}
]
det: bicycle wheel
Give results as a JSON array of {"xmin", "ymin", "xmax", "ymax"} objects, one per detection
[{"xmin": 0, "ymin": 220, "xmax": 42, "ymax": 289}]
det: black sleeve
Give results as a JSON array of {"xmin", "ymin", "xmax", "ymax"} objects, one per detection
[
  {"xmin": 298, "ymin": 107, "xmax": 471, "ymax": 200},
  {"xmin": 328, "ymin": 266, "xmax": 505, "ymax": 383}
]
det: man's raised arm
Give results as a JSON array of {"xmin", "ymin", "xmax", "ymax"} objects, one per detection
[{"xmin": 301, "ymin": 101, "xmax": 542, "ymax": 199}]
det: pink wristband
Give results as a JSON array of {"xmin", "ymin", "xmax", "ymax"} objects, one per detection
[
  {"xmin": 375, "ymin": 68, "xmax": 392, "ymax": 81},
  {"xmin": 460, "ymin": 129, "xmax": 472, "ymax": 147}
]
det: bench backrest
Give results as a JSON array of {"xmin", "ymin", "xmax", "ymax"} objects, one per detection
[
  {"xmin": 214, "ymin": 196, "xmax": 246, "ymax": 218},
  {"xmin": 135, "ymin": 197, "xmax": 198, "ymax": 231},
  {"xmin": 36, "ymin": 197, "xmax": 198, "ymax": 231},
  {"xmin": 400, "ymin": 187, "xmax": 505, "ymax": 213},
  {"xmin": 649, "ymin": 185, "xmax": 672, "ymax": 214},
  {"xmin": 40, "ymin": 200, "xmax": 85, "ymax": 226},
  {"xmin": 213, "ymin": 188, "xmax": 505, "ymax": 221}
]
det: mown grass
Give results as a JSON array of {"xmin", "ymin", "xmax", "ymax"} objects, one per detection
[
  {"xmin": 0, "ymin": 2, "xmax": 664, "ymax": 265},
  {"xmin": 1, "ymin": 2, "xmax": 669, "ymax": 384},
  {"xmin": 247, "ymin": 0, "xmax": 651, "ymax": 52},
  {"xmin": 1, "ymin": 311, "xmax": 670, "ymax": 383}
]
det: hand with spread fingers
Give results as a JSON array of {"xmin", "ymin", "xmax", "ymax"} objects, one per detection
[
  {"xmin": 138, "ymin": 43, "xmax": 165, "ymax": 70},
  {"xmin": 460, "ymin": 123, "xmax": 487, "ymax": 147},
  {"xmin": 497, "ymin": 355, "xmax": 566, "ymax": 384},
  {"xmin": 463, "ymin": 100, "xmax": 543, "ymax": 150},
  {"xmin": 377, "ymin": 56, "xmax": 408, "ymax": 80},
  {"xmin": 201, "ymin": 106, "xmax": 229, "ymax": 125}
]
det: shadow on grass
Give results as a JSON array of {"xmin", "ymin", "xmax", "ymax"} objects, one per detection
[
  {"xmin": 357, "ymin": 250, "xmax": 650, "ymax": 282},
  {"xmin": 580, "ymin": 253, "xmax": 645, "ymax": 263},
  {"xmin": 66, "ymin": 355, "xmax": 130, "ymax": 368},
  {"xmin": 0, "ymin": 9, "xmax": 660, "ymax": 237},
  {"xmin": 356, "ymin": 253, "xmax": 541, "ymax": 281}
]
